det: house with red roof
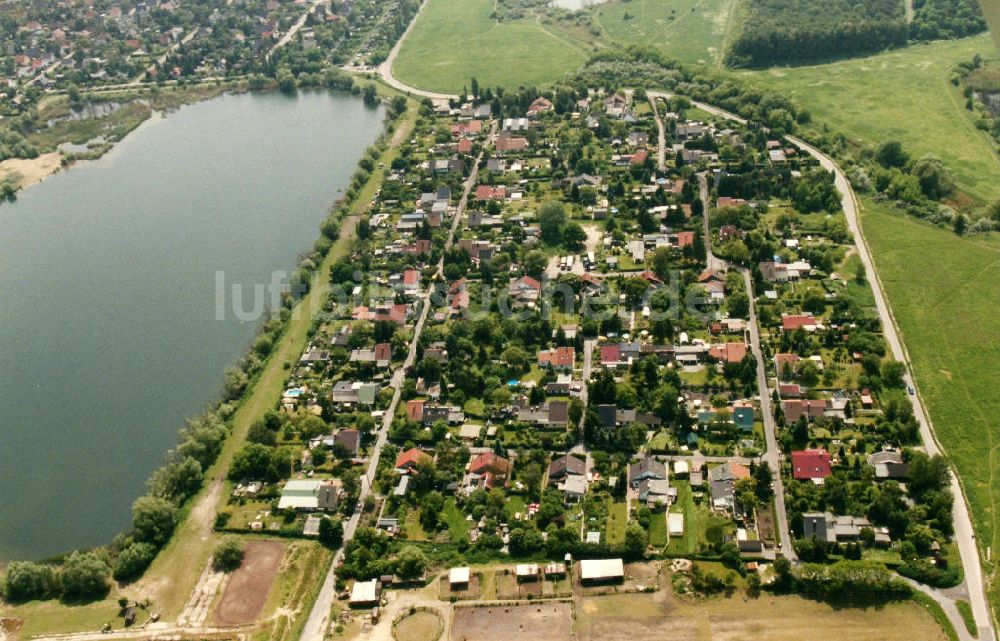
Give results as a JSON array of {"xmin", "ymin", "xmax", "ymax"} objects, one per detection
[
  {"xmin": 406, "ymin": 399, "xmax": 425, "ymax": 422},
  {"xmin": 708, "ymin": 342, "xmax": 748, "ymax": 364},
  {"xmin": 395, "ymin": 448, "xmax": 432, "ymax": 473},
  {"xmin": 496, "ymin": 134, "xmax": 529, "ymax": 153},
  {"xmin": 630, "ymin": 149, "xmax": 649, "ymax": 165},
  {"xmin": 538, "ymin": 346, "xmax": 575, "ymax": 370},
  {"xmin": 782, "ymin": 399, "xmax": 827, "ymax": 423},
  {"xmin": 792, "ymin": 449, "xmax": 832, "ymax": 481},
  {"xmin": 467, "ymin": 452, "xmax": 512, "ymax": 490},
  {"xmin": 675, "ymin": 231, "xmax": 695, "ymax": 248},
  {"xmin": 600, "ymin": 344, "xmax": 623, "ymax": 368},
  {"xmin": 402, "ymin": 269, "xmax": 420, "ymax": 293},
  {"xmin": 457, "ymin": 137, "xmax": 472, "ymax": 154},
  {"xmin": 475, "ymin": 185, "xmax": 506, "ymax": 201},
  {"xmin": 774, "ymin": 353, "xmax": 801, "ymax": 379},
  {"xmin": 781, "ymin": 314, "xmax": 818, "ymax": 332},
  {"xmin": 527, "ymin": 96, "xmax": 553, "ymax": 117}
]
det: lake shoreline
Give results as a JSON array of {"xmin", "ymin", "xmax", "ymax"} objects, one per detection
[
  {"xmin": 0, "ymin": 87, "xmax": 387, "ymax": 562},
  {"xmin": 0, "ymin": 79, "xmax": 255, "ymax": 197}
]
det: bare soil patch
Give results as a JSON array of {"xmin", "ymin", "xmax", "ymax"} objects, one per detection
[
  {"xmin": 394, "ymin": 609, "xmax": 443, "ymax": 641},
  {"xmin": 212, "ymin": 539, "xmax": 284, "ymax": 626},
  {"xmin": 575, "ymin": 590, "xmax": 947, "ymax": 641},
  {"xmin": 450, "ymin": 603, "xmax": 572, "ymax": 641},
  {"xmin": 0, "ymin": 152, "xmax": 61, "ymax": 190}
]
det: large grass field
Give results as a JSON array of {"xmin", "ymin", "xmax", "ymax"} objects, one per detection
[
  {"xmin": 743, "ymin": 35, "xmax": 1000, "ymax": 203},
  {"xmin": 592, "ymin": 0, "xmax": 736, "ymax": 67},
  {"xmin": 391, "ymin": 0, "xmax": 592, "ymax": 94},
  {"xmin": 860, "ymin": 197, "xmax": 1000, "ymax": 609},
  {"xmin": 391, "ymin": 0, "xmax": 736, "ymax": 93}
]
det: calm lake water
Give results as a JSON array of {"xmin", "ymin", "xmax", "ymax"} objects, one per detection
[
  {"xmin": 0, "ymin": 90, "xmax": 384, "ymax": 560},
  {"xmin": 550, "ymin": 0, "xmax": 606, "ymax": 10}
]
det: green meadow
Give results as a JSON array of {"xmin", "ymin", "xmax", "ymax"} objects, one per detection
[
  {"xmin": 391, "ymin": 0, "xmax": 737, "ymax": 93},
  {"xmin": 861, "ymin": 197, "xmax": 1000, "ymax": 606},
  {"xmin": 593, "ymin": 0, "xmax": 737, "ymax": 66},
  {"xmin": 391, "ymin": 0, "xmax": 592, "ymax": 93},
  {"xmin": 743, "ymin": 35, "xmax": 1000, "ymax": 203}
]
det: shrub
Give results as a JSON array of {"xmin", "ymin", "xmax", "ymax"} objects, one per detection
[{"xmin": 212, "ymin": 538, "xmax": 245, "ymax": 573}]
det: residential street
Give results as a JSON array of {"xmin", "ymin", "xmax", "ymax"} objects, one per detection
[
  {"xmin": 297, "ymin": 126, "xmax": 490, "ymax": 641},
  {"xmin": 695, "ymin": 171, "xmax": 796, "ymax": 562}
]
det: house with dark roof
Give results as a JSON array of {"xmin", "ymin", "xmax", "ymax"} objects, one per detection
[
  {"xmin": 629, "ymin": 458, "xmax": 667, "ymax": 486},
  {"xmin": 548, "ymin": 454, "xmax": 586, "ymax": 483}
]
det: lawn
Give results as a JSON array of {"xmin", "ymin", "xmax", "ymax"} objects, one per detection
[
  {"xmin": 606, "ymin": 500, "xmax": 629, "ymax": 545},
  {"xmin": 392, "ymin": 0, "xmax": 591, "ymax": 94},
  {"xmin": 648, "ymin": 511, "xmax": 668, "ymax": 548},
  {"xmin": 743, "ymin": 35, "xmax": 1000, "ymax": 203},
  {"xmin": 860, "ymin": 196, "xmax": 1000, "ymax": 611},
  {"xmin": 593, "ymin": 0, "xmax": 736, "ymax": 66},
  {"xmin": 442, "ymin": 498, "xmax": 470, "ymax": 543},
  {"xmin": 665, "ymin": 481, "xmax": 726, "ymax": 555}
]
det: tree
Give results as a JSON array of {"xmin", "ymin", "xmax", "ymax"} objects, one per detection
[
  {"xmin": 1, "ymin": 561, "xmax": 56, "ymax": 602},
  {"xmin": 319, "ymin": 516, "xmax": 344, "ymax": 548},
  {"xmin": 622, "ymin": 523, "xmax": 648, "ymax": 558},
  {"xmin": 953, "ymin": 213, "xmax": 968, "ymax": 236},
  {"xmin": 419, "ymin": 491, "xmax": 445, "ymax": 531},
  {"xmin": 212, "ymin": 538, "xmax": 245, "ymax": 572},
  {"xmin": 911, "ymin": 156, "xmax": 954, "ymax": 200},
  {"xmin": 875, "ymin": 140, "xmax": 908, "ymax": 168},
  {"xmin": 132, "ymin": 496, "xmax": 178, "ymax": 547},
  {"xmin": 362, "ymin": 84, "xmax": 379, "ymax": 106},
  {"xmin": 539, "ymin": 201, "xmax": 566, "ymax": 245},
  {"xmin": 524, "ymin": 250, "xmax": 548, "ymax": 278},
  {"xmin": 880, "ymin": 360, "xmax": 905, "ymax": 388},
  {"xmin": 395, "ymin": 545, "xmax": 429, "ymax": 579},
  {"xmin": 229, "ymin": 443, "xmax": 273, "ymax": 480},
  {"xmin": 113, "ymin": 542, "xmax": 158, "ymax": 582},
  {"xmin": 563, "ymin": 222, "xmax": 587, "ymax": 250},
  {"xmin": 60, "ymin": 551, "xmax": 110, "ymax": 599}
]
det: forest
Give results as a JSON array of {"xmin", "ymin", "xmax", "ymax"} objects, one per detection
[{"xmin": 724, "ymin": 0, "xmax": 908, "ymax": 67}]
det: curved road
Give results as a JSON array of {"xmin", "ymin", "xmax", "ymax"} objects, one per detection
[
  {"xmin": 654, "ymin": 91, "xmax": 993, "ymax": 641},
  {"xmin": 358, "ymin": 47, "xmax": 995, "ymax": 638},
  {"xmin": 375, "ymin": 0, "xmax": 458, "ymax": 101}
]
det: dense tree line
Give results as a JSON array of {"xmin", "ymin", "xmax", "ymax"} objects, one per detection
[
  {"xmin": 911, "ymin": 0, "xmax": 986, "ymax": 40},
  {"xmin": 725, "ymin": 0, "xmax": 907, "ymax": 67}
]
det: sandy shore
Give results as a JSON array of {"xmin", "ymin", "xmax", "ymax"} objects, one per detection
[{"xmin": 0, "ymin": 152, "xmax": 63, "ymax": 190}]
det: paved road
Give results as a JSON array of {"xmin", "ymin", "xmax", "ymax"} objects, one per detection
[
  {"xmin": 270, "ymin": 0, "xmax": 327, "ymax": 59},
  {"xmin": 787, "ymin": 133, "xmax": 995, "ymax": 640},
  {"xmin": 659, "ymin": 91, "xmax": 992, "ymax": 638},
  {"xmin": 648, "ymin": 95, "xmax": 667, "ymax": 172},
  {"xmin": 297, "ymin": 125, "xmax": 490, "ymax": 641},
  {"xmin": 694, "ymin": 171, "xmax": 796, "ymax": 561},
  {"xmin": 375, "ymin": 0, "xmax": 458, "ymax": 100}
]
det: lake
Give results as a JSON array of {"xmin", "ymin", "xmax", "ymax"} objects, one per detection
[
  {"xmin": 0, "ymin": 90, "xmax": 384, "ymax": 560},
  {"xmin": 550, "ymin": 0, "xmax": 607, "ymax": 10}
]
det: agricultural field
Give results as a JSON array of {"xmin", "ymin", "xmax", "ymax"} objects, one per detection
[
  {"xmin": 744, "ymin": 34, "xmax": 1000, "ymax": 203},
  {"xmin": 593, "ymin": 0, "xmax": 736, "ymax": 67},
  {"xmin": 859, "ymin": 197, "xmax": 1000, "ymax": 609},
  {"xmin": 391, "ymin": 0, "xmax": 593, "ymax": 93},
  {"xmin": 574, "ymin": 590, "xmax": 949, "ymax": 641}
]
